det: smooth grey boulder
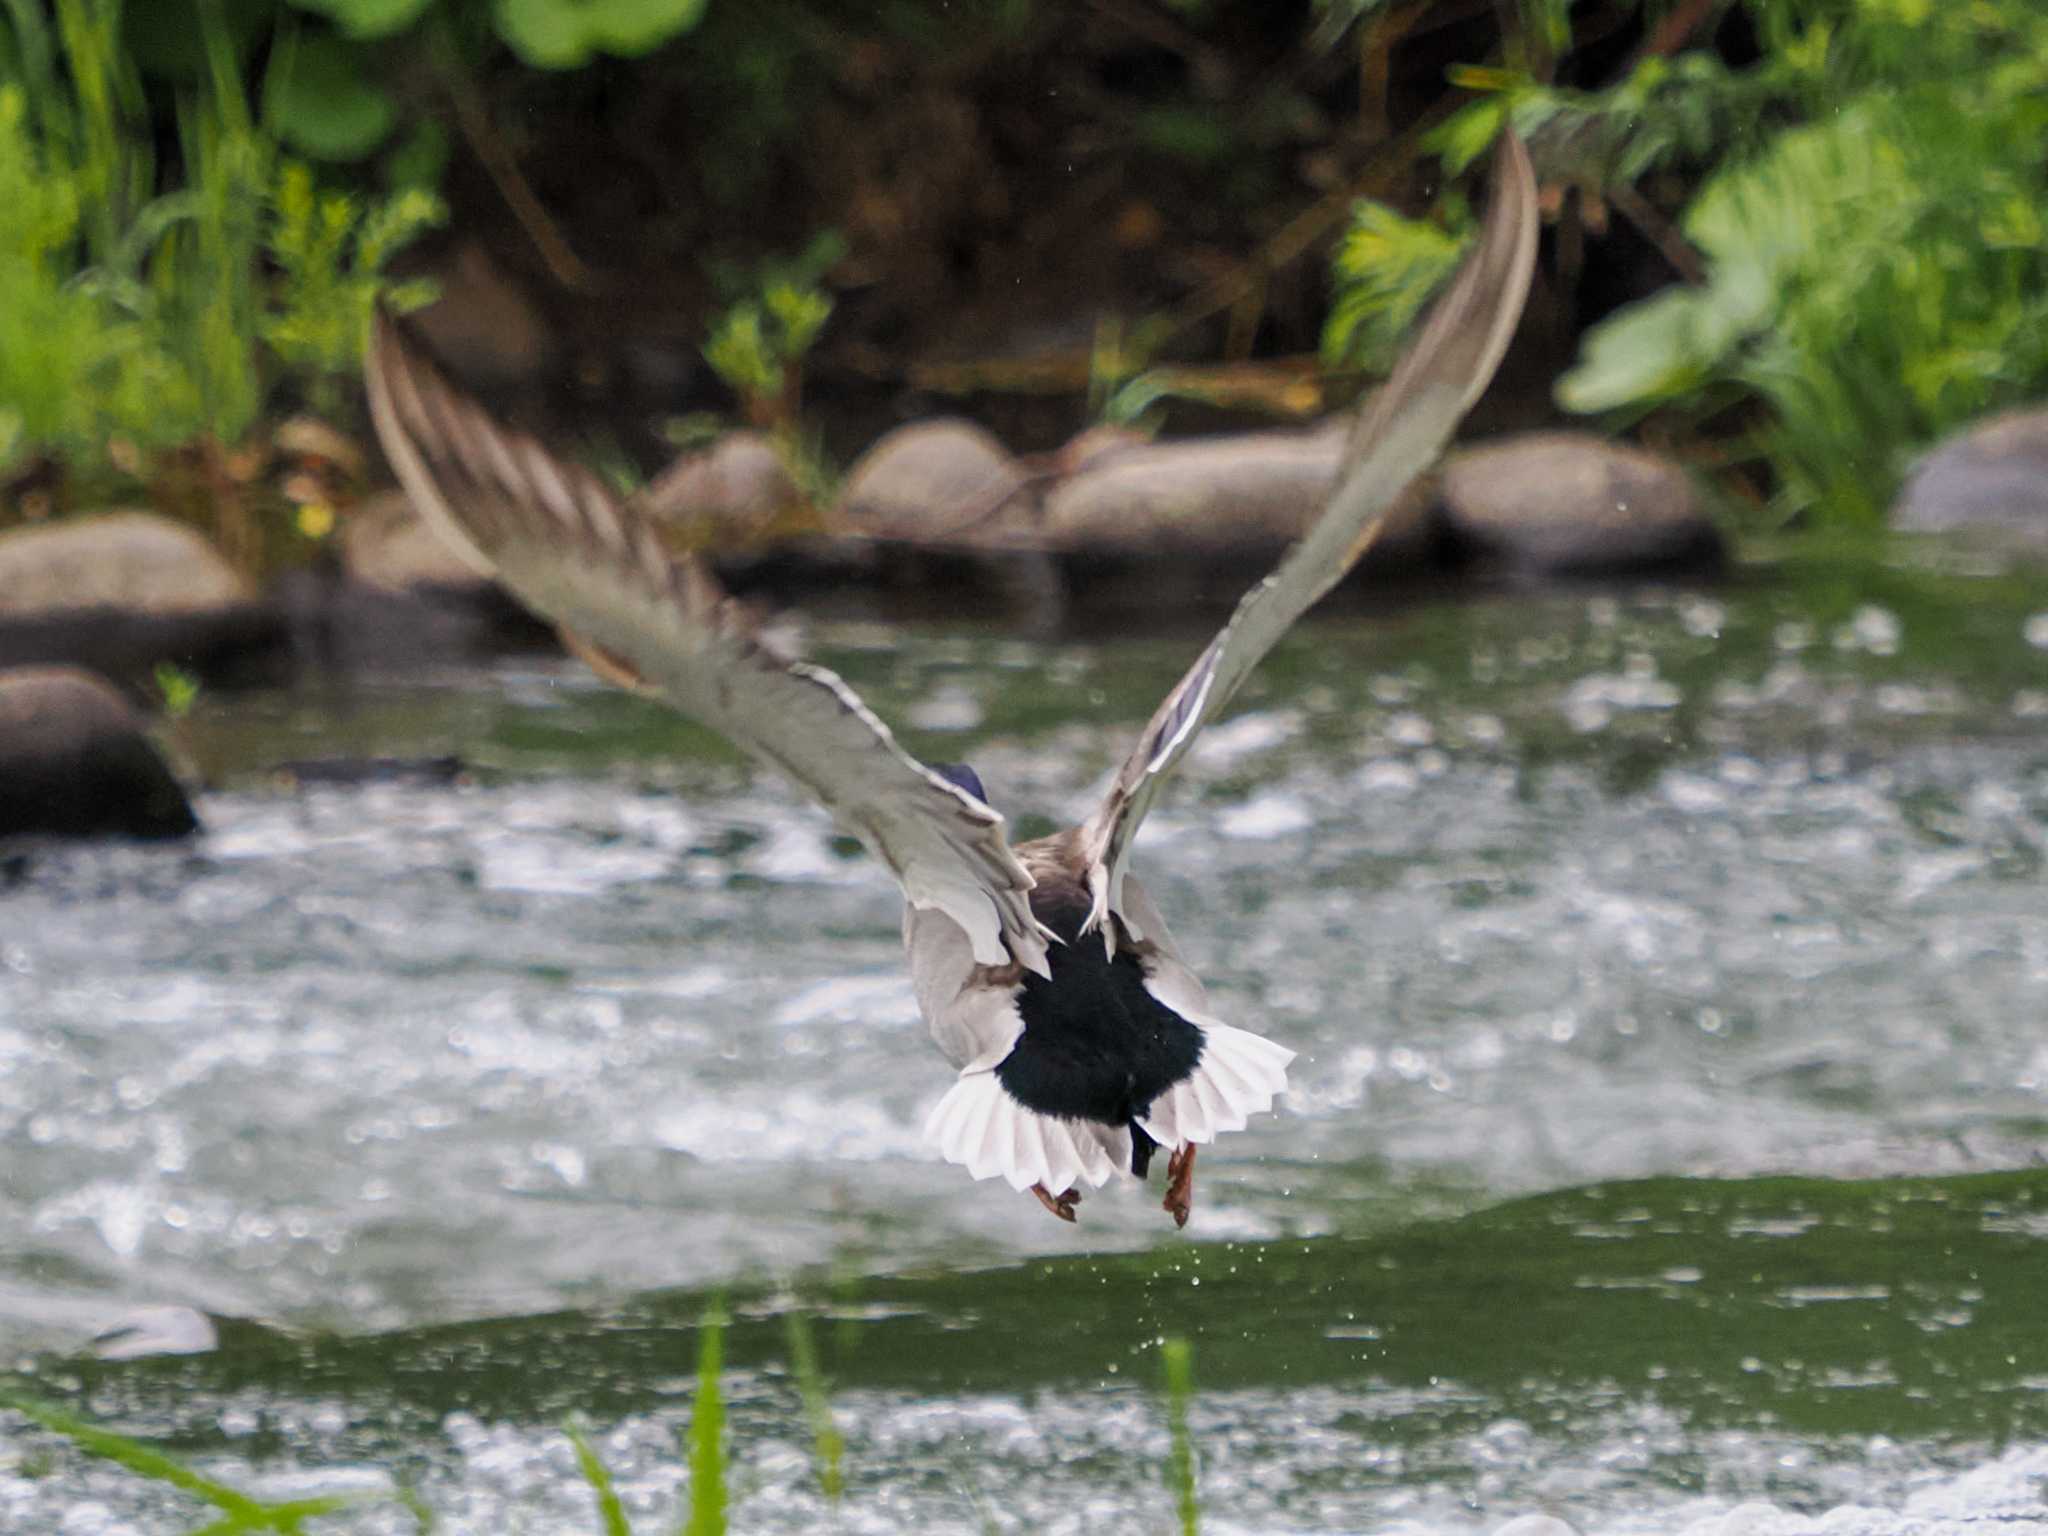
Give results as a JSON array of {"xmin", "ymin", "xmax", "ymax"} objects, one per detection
[
  {"xmin": 0, "ymin": 510, "xmax": 251, "ymax": 616},
  {"xmin": 639, "ymin": 431, "xmax": 804, "ymax": 544},
  {"xmin": 1039, "ymin": 419, "xmax": 1430, "ymax": 560},
  {"xmin": 0, "ymin": 512, "xmax": 282, "ymax": 684},
  {"xmin": 837, "ymin": 419, "xmax": 1030, "ymax": 543},
  {"xmin": 0, "ymin": 665, "xmax": 198, "ymax": 839},
  {"xmin": 1892, "ymin": 407, "xmax": 2048, "ymax": 547},
  {"xmin": 1439, "ymin": 432, "xmax": 1722, "ymax": 575}
]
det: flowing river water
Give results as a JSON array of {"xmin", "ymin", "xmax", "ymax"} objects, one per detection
[{"xmin": 5, "ymin": 549, "xmax": 2048, "ymax": 1533}]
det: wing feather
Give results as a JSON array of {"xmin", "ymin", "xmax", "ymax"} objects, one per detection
[
  {"xmin": 1081, "ymin": 131, "xmax": 1541, "ymax": 935},
  {"xmin": 366, "ymin": 313, "xmax": 1049, "ymax": 975}
]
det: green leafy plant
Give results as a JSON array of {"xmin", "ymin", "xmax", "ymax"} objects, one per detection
[
  {"xmin": 0, "ymin": 0, "xmax": 440, "ymax": 565},
  {"xmin": 0, "ymin": 83, "xmax": 165, "ymax": 477},
  {"xmin": 1322, "ymin": 197, "xmax": 1468, "ymax": 377},
  {"xmin": 1522, "ymin": 0, "xmax": 2048, "ymax": 530},
  {"xmin": 701, "ymin": 233, "xmax": 844, "ymax": 430},
  {"xmin": 155, "ymin": 662, "xmax": 203, "ymax": 719},
  {"xmin": 1560, "ymin": 80, "xmax": 2048, "ymax": 527},
  {"xmin": 263, "ymin": 160, "xmax": 442, "ymax": 418}
]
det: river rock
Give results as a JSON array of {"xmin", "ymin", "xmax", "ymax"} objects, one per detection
[
  {"xmin": 837, "ymin": 419, "xmax": 1030, "ymax": 543},
  {"xmin": 0, "ymin": 510, "xmax": 251, "ymax": 616},
  {"xmin": 638, "ymin": 431, "xmax": 805, "ymax": 544},
  {"xmin": 1892, "ymin": 406, "xmax": 2048, "ymax": 548},
  {"xmin": 1038, "ymin": 419, "xmax": 1437, "ymax": 570},
  {"xmin": 0, "ymin": 666, "xmax": 198, "ymax": 839},
  {"xmin": 1439, "ymin": 432, "xmax": 1722, "ymax": 575},
  {"xmin": 0, "ymin": 512, "xmax": 283, "ymax": 684}
]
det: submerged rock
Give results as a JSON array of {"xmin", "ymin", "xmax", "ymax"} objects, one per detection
[
  {"xmin": 1440, "ymin": 432, "xmax": 1722, "ymax": 575},
  {"xmin": 0, "ymin": 665, "xmax": 197, "ymax": 839},
  {"xmin": 1893, "ymin": 406, "xmax": 2048, "ymax": 548}
]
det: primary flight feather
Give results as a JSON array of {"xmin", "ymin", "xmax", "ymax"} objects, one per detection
[{"xmin": 366, "ymin": 130, "xmax": 1538, "ymax": 1226}]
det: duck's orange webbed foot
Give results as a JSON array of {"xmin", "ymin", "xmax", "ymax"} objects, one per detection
[
  {"xmin": 1030, "ymin": 1183, "xmax": 1082, "ymax": 1223},
  {"xmin": 1163, "ymin": 1144, "xmax": 1197, "ymax": 1228}
]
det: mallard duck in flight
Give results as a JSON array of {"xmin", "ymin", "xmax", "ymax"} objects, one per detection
[{"xmin": 366, "ymin": 132, "xmax": 1537, "ymax": 1228}]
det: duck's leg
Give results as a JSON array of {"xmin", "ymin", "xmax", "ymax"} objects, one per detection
[
  {"xmin": 1162, "ymin": 1144, "xmax": 1197, "ymax": 1228},
  {"xmin": 1030, "ymin": 1183, "xmax": 1082, "ymax": 1223}
]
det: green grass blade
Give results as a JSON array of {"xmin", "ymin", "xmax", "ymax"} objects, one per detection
[
  {"xmin": 3, "ymin": 1395, "xmax": 269, "ymax": 1522},
  {"xmin": 6, "ymin": 1394, "xmax": 435, "ymax": 1534},
  {"xmin": 783, "ymin": 1310, "xmax": 844, "ymax": 1503},
  {"xmin": 565, "ymin": 1419, "xmax": 635, "ymax": 1536},
  {"xmin": 680, "ymin": 1307, "xmax": 727, "ymax": 1536},
  {"xmin": 1161, "ymin": 1337, "xmax": 1199, "ymax": 1536}
]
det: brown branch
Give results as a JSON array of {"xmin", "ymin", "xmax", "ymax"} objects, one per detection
[
  {"xmin": 430, "ymin": 21, "xmax": 591, "ymax": 292},
  {"xmin": 1607, "ymin": 179, "xmax": 1706, "ymax": 284},
  {"xmin": 1635, "ymin": 0, "xmax": 1725, "ymax": 65}
]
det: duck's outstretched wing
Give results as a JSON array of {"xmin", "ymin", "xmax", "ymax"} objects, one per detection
[
  {"xmin": 366, "ymin": 313, "xmax": 1050, "ymax": 976},
  {"xmin": 1079, "ymin": 131, "xmax": 1540, "ymax": 938}
]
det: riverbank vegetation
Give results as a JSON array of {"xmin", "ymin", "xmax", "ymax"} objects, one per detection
[{"xmin": 2, "ymin": 0, "xmax": 2044, "ymax": 564}]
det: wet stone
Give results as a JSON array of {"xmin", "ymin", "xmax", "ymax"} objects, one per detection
[
  {"xmin": 1439, "ymin": 432, "xmax": 1723, "ymax": 575},
  {"xmin": 0, "ymin": 512, "xmax": 282, "ymax": 684},
  {"xmin": 1039, "ymin": 419, "xmax": 1436, "ymax": 571},
  {"xmin": 0, "ymin": 510, "xmax": 251, "ymax": 618},
  {"xmin": 1892, "ymin": 405, "xmax": 2048, "ymax": 549},
  {"xmin": 0, "ymin": 665, "xmax": 198, "ymax": 840},
  {"xmin": 637, "ymin": 431, "xmax": 804, "ymax": 545},
  {"xmin": 835, "ymin": 418, "xmax": 1031, "ymax": 544}
]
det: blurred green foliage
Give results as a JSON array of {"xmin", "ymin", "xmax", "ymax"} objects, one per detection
[
  {"xmin": 1324, "ymin": 0, "xmax": 2048, "ymax": 532},
  {"xmin": 0, "ymin": 0, "xmax": 440, "ymax": 506},
  {"xmin": 1322, "ymin": 196, "xmax": 1468, "ymax": 376},
  {"xmin": 3, "ymin": 0, "xmax": 2042, "ymax": 545},
  {"xmin": 1556, "ymin": 0, "xmax": 2048, "ymax": 527},
  {"xmin": 1161, "ymin": 1337, "xmax": 1200, "ymax": 1536},
  {"xmin": 702, "ymin": 233, "xmax": 843, "ymax": 429}
]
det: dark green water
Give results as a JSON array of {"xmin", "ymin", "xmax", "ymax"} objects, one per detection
[{"xmin": 5, "ymin": 548, "xmax": 2048, "ymax": 1532}]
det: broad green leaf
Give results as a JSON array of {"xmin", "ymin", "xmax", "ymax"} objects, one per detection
[
  {"xmin": 494, "ymin": 0, "xmax": 709, "ymax": 69},
  {"xmin": 1424, "ymin": 97, "xmax": 1506, "ymax": 175},
  {"xmin": 268, "ymin": 31, "xmax": 396, "ymax": 160},
  {"xmin": 1321, "ymin": 198, "xmax": 1466, "ymax": 373},
  {"xmin": 1556, "ymin": 288, "xmax": 1725, "ymax": 413}
]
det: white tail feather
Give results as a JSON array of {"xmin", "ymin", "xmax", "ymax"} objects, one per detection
[
  {"xmin": 1137, "ymin": 1022, "xmax": 1293, "ymax": 1148},
  {"xmin": 925, "ymin": 1073, "xmax": 1130, "ymax": 1192}
]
